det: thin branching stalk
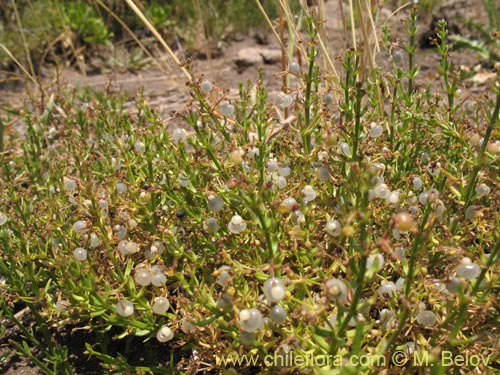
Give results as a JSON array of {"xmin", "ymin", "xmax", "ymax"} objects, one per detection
[
  {"xmin": 11, "ymin": 0, "xmax": 35, "ymax": 79},
  {"xmin": 461, "ymin": 87, "xmax": 500, "ymax": 210},
  {"xmin": 124, "ymin": 0, "xmax": 192, "ymax": 81},
  {"xmin": 94, "ymin": 0, "xmax": 173, "ymax": 76}
]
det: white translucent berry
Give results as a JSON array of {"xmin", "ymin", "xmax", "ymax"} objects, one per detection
[
  {"xmin": 172, "ymin": 128, "xmax": 187, "ymax": 144},
  {"xmin": 289, "ymin": 60, "xmax": 300, "ymax": 74},
  {"xmin": 465, "ymin": 205, "xmax": 478, "ymax": 220},
  {"xmin": 412, "ymin": 176, "xmax": 423, "ymax": 191},
  {"xmin": 72, "ymin": 220, "xmax": 88, "ymax": 234},
  {"xmin": 325, "ymin": 219, "xmax": 342, "ymax": 237},
  {"xmin": 248, "ymin": 147, "xmax": 260, "ymax": 159},
  {"xmin": 302, "ymin": 185, "xmax": 317, "ymax": 203},
  {"xmin": 215, "ymin": 266, "xmax": 231, "ymax": 286},
  {"xmin": 73, "ymin": 247, "xmax": 87, "ymax": 261},
  {"xmin": 97, "ymin": 199, "xmax": 108, "ymax": 211},
  {"xmin": 275, "ymin": 176, "xmax": 287, "ymax": 189},
  {"xmin": 119, "ymin": 241, "xmax": 139, "ymax": 256},
  {"xmin": 282, "ymin": 197, "xmax": 298, "ymax": 211},
  {"xmin": 428, "ymin": 162, "xmax": 441, "ymax": 177},
  {"xmin": 267, "ymin": 159, "xmax": 279, "ymax": 172},
  {"xmin": 156, "ymin": 326, "xmax": 174, "ymax": 342},
  {"xmin": 111, "ymin": 157, "xmax": 121, "ymax": 171},
  {"xmin": 433, "ymin": 199, "xmax": 445, "ymax": 217},
  {"xmin": 239, "ymin": 308, "xmax": 264, "ymax": 332},
  {"xmin": 368, "ymin": 189, "xmax": 375, "ymax": 200},
  {"xmin": 379, "ymin": 309, "xmax": 395, "ymax": 330},
  {"xmin": 368, "ymin": 122, "xmax": 384, "ymax": 138},
  {"xmin": 63, "ymin": 177, "xmax": 77, "ymax": 192},
  {"xmin": 288, "ymin": 210, "xmax": 303, "ymax": 226},
  {"xmin": 446, "ymin": 277, "xmax": 461, "ymax": 293},
  {"xmin": 207, "ymin": 196, "xmax": 224, "ymax": 212},
  {"xmin": 200, "ymin": 79, "xmax": 213, "ymax": 93},
  {"xmin": 177, "ymin": 173, "xmax": 191, "ymax": 188},
  {"xmin": 128, "ymin": 219, "xmax": 138, "ymax": 230},
  {"xmin": 278, "ymin": 167, "xmax": 291, "ymax": 177},
  {"xmin": 392, "ymin": 49, "xmax": 403, "ymax": 64},
  {"xmin": 229, "ymin": 148, "xmax": 244, "ymax": 164},
  {"xmin": 204, "ymin": 217, "xmax": 220, "ymax": 232},
  {"xmin": 324, "ymin": 92, "xmax": 334, "ymax": 105},
  {"xmin": 0, "ymin": 213, "xmax": 8, "ymax": 226},
  {"xmin": 374, "ymin": 184, "xmax": 390, "ymax": 199},
  {"xmin": 325, "ymin": 278, "xmax": 348, "ymax": 304},
  {"xmin": 263, "ymin": 278, "xmax": 286, "ymax": 303},
  {"xmin": 216, "ymin": 294, "xmax": 232, "ymax": 310},
  {"xmin": 269, "ymin": 305, "xmax": 287, "ymax": 324},
  {"xmin": 150, "ymin": 265, "xmax": 167, "ymax": 286},
  {"xmin": 408, "ymin": 205, "xmax": 419, "ymax": 216},
  {"xmin": 134, "ymin": 141, "xmax": 146, "ymax": 153},
  {"xmin": 427, "ymin": 188, "xmax": 440, "ymax": 202},
  {"xmin": 318, "ymin": 166, "xmax": 331, "ymax": 182},
  {"xmin": 339, "ymin": 142, "xmax": 351, "ymax": 157},
  {"xmin": 139, "ymin": 191, "xmax": 151, "ymax": 205},
  {"xmin": 456, "ymin": 258, "xmax": 480, "ymax": 279},
  {"xmin": 487, "ymin": 141, "xmax": 500, "ymax": 155},
  {"xmin": 416, "ymin": 310, "xmax": 437, "ymax": 326},
  {"xmin": 402, "ymin": 341, "xmax": 417, "ymax": 356},
  {"xmin": 114, "ymin": 224, "xmax": 127, "ymax": 240},
  {"xmin": 145, "ymin": 240, "xmax": 165, "ymax": 259},
  {"xmin": 392, "ymin": 228, "xmax": 401, "ymax": 240},
  {"xmin": 394, "ymin": 247, "xmax": 406, "ymax": 260},
  {"xmin": 134, "ymin": 267, "xmax": 151, "ymax": 286},
  {"xmin": 228, "ymin": 215, "xmax": 246, "ymax": 234},
  {"xmin": 116, "ymin": 183, "xmax": 128, "ymax": 194},
  {"xmin": 386, "ymin": 190, "xmax": 400, "ymax": 205},
  {"xmin": 432, "ymin": 280, "xmax": 448, "ymax": 294},
  {"xmin": 239, "ymin": 331, "xmax": 256, "ymax": 345},
  {"xmin": 277, "ymin": 92, "xmax": 293, "ymax": 108},
  {"xmin": 115, "ymin": 299, "xmax": 134, "ymax": 317},
  {"xmin": 89, "ymin": 232, "xmax": 100, "ymax": 248},
  {"xmin": 367, "ymin": 253, "xmax": 384, "ymax": 272},
  {"xmin": 378, "ymin": 281, "xmax": 397, "ymax": 297},
  {"xmin": 220, "ymin": 102, "xmax": 235, "ymax": 117},
  {"xmin": 395, "ymin": 277, "xmax": 405, "ymax": 291},
  {"xmin": 152, "ymin": 297, "xmax": 170, "ymax": 314},
  {"xmin": 180, "ymin": 318, "xmax": 195, "ymax": 334},
  {"xmin": 475, "ymin": 183, "xmax": 491, "ymax": 197},
  {"xmin": 154, "ymin": 241, "xmax": 165, "ymax": 253},
  {"xmin": 418, "ymin": 192, "xmax": 428, "ymax": 205}
]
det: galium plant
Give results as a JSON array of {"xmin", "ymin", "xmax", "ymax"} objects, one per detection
[{"xmin": 1, "ymin": 2, "xmax": 500, "ymax": 375}]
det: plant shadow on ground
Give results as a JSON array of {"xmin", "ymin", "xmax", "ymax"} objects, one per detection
[{"xmin": 1, "ymin": 323, "xmax": 197, "ymax": 374}]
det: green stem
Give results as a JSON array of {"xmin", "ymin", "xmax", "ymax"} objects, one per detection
[
  {"xmin": 0, "ymin": 116, "xmax": 4, "ymax": 153},
  {"xmin": 351, "ymin": 82, "xmax": 363, "ymax": 161},
  {"xmin": 405, "ymin": 204, "xmax": 433, "ymax": 297},
  {"xmin": 462, "ymin": 90, "xmax": 500, "ymax": 211},
  {"xmin": 303, "ymin": 33, "xmax": 317, "ymax": 155}
]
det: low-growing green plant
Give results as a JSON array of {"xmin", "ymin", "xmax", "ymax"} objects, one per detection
[
  {"xmin": 449, "ymin": 0, "xmax": 500, "ymax": 67},
  {"xmin": 1, "ymin": 2, "xmax": 500, "ymax": 375}
]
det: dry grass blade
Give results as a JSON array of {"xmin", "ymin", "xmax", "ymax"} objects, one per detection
[
  {"xmin": 302, "ymin": 0, "xmax": 340, "ymax": 86},
  {"xmin": 254, "ymin": 0, "xmax": 285, "ymax": 50},
  {"xmin": 0, "ymin": 43, "xmax": 37, "ymax": 85},
  {"xmin": 94, "ymin": 0, "xmax": 174, "ymax": 77},
  {"xmin": 10, "ymin": 0, "xmax": 35, "ymax": 80},
  {"xmin": 124, "ymin": 0, "xmax": 192, "ymax": 82}
]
